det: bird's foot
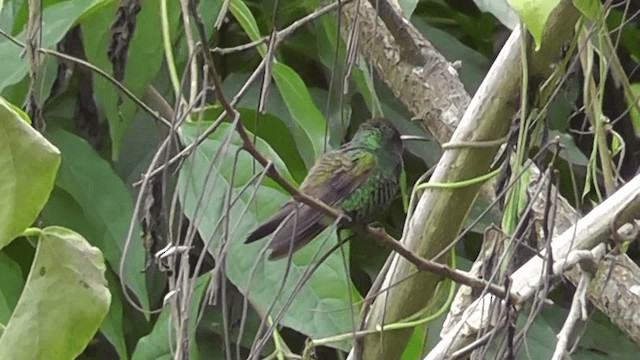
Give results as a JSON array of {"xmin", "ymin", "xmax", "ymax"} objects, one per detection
[{"xmin": 336, "ymin": 212, "xmax": 353, "ymax": 228}]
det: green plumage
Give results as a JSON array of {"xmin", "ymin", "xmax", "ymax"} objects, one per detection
[{"xmin": 245, "ymin": 117, "xmax": 404, "ymax": 260}]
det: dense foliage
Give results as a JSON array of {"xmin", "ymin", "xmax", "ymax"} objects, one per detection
[{"xmin": 1, "ymin": 0, "xmax": 640, "ymax": 359}]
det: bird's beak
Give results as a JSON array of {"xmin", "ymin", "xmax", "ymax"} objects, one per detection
[{"xmin": 400, "ymin": 135, "xmax": 431, "ymax": 142}]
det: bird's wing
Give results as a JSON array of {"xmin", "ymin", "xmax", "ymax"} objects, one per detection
[
  {"xmin": 266, "ymin": 150, "xmax": 377, "ymax": 259},
  {"xmin": 301, "ymin": 150, "xmax": 376, "ymax": 203}
]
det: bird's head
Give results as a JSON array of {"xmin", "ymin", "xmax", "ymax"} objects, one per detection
[{"xmin": 352, "ymin": 117, "xmax": 403, "ymax": 154}]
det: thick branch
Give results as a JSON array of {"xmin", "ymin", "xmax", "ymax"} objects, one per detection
[{"xmin": 339, "ymin": 1, "xmax": 467, "ymax": 142}]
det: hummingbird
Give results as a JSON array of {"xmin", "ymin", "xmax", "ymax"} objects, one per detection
[{"xmin": 245, "ymin": 117, "xmax": 404, "ymax": 260}]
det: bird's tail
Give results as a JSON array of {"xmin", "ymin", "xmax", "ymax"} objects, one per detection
[
  {"xmin": 245, "ymin": 202, "xmax": 294, "ymax": 244},
  {"xmin": 245, "ymin": 202, "xmax": 328, "ymax": 260}
]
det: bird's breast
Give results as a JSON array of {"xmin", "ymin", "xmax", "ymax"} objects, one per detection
[{"xmin": 338, "ymin": 169, "xmax": 399, "ymax": 222}]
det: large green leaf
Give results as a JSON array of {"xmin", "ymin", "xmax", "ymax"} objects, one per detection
[
  {"xmin": 194, "ymin": 105, "xmax": 307, "ymax": 183},
  {"xmin": 45, "ymin": 128, "xmax": 149, "ymax": 312},
  {"xmin": 0, "ymin": 1, "xmax": 14, "ymax": 33},
  {"xmin": 81, "ymin": 0, "xmax": 181, "ymax": 158},
  {"xmin": 0, "ymin": 97, "xmax": 60, "ymax": 249},
  {"xmin": 178, "ymin": 122, "xmax": 361, "ymax": 350},
  {"xmin": 0, "ymin": 0, "xmax": 105, "ymax": 92},
  {"xmin": 41, "ymin": 187, "xmax": 128, "ymax": 359},
  {"xmin": 0, "ymin": 226, "xmax": 110, "ymax": 360}
]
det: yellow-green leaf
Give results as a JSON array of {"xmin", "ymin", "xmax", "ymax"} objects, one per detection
[
  {"xmin": 0, "ymin": 227, "xmax": 110, "ymax": 360},
  {"xmin": 508, "ymin": 0, "xmax": 562, "ymax": 50},
  {"xmin": 0, "ymin": 97, "xmax": 60, "ymax": 250}
]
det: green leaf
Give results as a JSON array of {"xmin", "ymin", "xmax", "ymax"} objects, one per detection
[
  {"xmin": 0, "ymin": 226, "xmax": 110, "ymax": 360},
  {"xmin": 0, "ymin": 1, "xmax": 14, "ymax": 33},
  {"xmin": 229, "ymin": 1, "xmax": 328, "ymax": 163},
  {"xmin": 45, "ymin": 128, "xmax": 149, "ymax": 313},
  {"xmin": 608, "ymin": 11, "xmax": 640, "ymax": 63},
  {"xmin": 221, "ymin": 73, "xmax": 319, "ymax": 168},
  {"xmin": 540, "ymin": 307, "xmax": 639, "ymax": 359},
  {"xmin": 198, "ymin": 286, "xmax": 275, "ymax": 354},
  {"xmin": 309, "ymin": 87, "xmax": 353, "ymax": 150},
  {"xmin": 272, "ymin": 62, "xmax": 328, "ymax": 162},
  {"xmin": 311, "ymin": 9, "xmax": 382, "ymax": 121},
  {"xmin": 483, "ymin": 306, "xmax": 640, "ymax": 359},
  {"xmin": 178, "ymin": 122, "xmax": 362, "ymax": 350},
  {"xmin": 518, "ymin": 310, "xmax": 557, "ymax": 359},
  {"xmin": 630, "ymin": 83, "xmax": 640, "ymax": 134},
  {"xmin": 551, "ymin": 130, "xmax": 589, "ymax": 167},
  {"xmin": 0, "ymin": 252, "xmax": 24, "ymax": 324},
  {"xmin": 3, "ymin": 99, "xmax": 29, "ymax": 124},
  {"xmin": 131, "ymin": 275, "xmax": 210, "ymax": 360},
  {"xmin": 41, "ymin": 187, "xmax": 128, "ymax": 359},
  {"xmin": 229, "ymin": 0, "xmax": 267, "ymax": 56},
  {"xmin": 81, "ymin": 0, "xmax": 181, "ymax": 159},
  {"xmin": 3, "ymin": 49, "xmax": 61, "ymax": 108},
  {"xmin": 483, "ymin": 309, "xmax": 556, "ymax": 359},
  {"xmin": 0, "ymin": 0, "xmax": 105, "ymax": 92},
  {"xmin": 175, "ymin": 0, "xmax": 223, "ymax": 68},
  {"xmin": 0, "ymin": 97, "xmax": 60, "ymax": 249},
  {"xmin": 508, "ymin": 0, "xmax": 562, "ymax": 50},
  {"xmin": 473, "ymin": 0, "xmax": 519, "ymax": 29},
  {"xmin": 412, "ymin": 18, "xmax": 490, "ymax": 95},
  {"xmin": 100, "ymin": 267, "xmax": 129, "ymax": 359},
  {"xmin": 401, "ymin": 325, "xmax": 426, "ymax": 359},
  {"xmin": 195, "ymin": 105, "xmax": 307, "ymax": 183},
  {"xmin": 398, "ymin": 0, "xmax": 419, "ymax": 18},
  {"xmin": 573, "ymin": 0, "xmax": 600, "ymax": 21}
]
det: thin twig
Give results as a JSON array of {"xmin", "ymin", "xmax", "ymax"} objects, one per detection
[{"xmin": 367, "ymin": 226, "xmax": 516, "ymax": 302}]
